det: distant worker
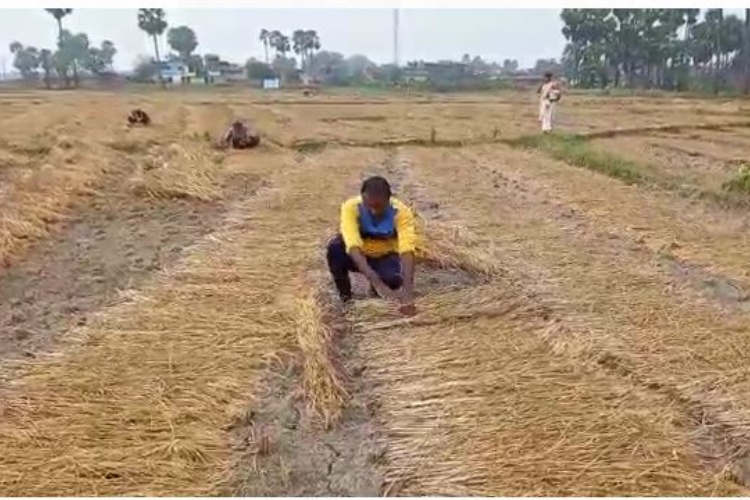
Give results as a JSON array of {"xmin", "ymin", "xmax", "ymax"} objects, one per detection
[
  {"xmin": 222, "ymin": 120, "xmax": 261, "ymax": 149},
  {"xmin": 127, "ymin": 108, "xmax": 151, "ymax": 126},
  {"xmin": 326, "ymin": 176, "xmax": 418, "ymax": 316},
  {"xmin": 538, "ymin": 72, "xmax": 562, "ymax": 133}
]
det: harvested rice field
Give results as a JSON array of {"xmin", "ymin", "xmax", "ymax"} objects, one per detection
[{"xmin": 2, "ymin": 87, "xmax": 750, "ymax": 495}]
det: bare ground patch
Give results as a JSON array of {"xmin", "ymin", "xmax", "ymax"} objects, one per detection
[
  {"xmin": 0, "ymin": 138, "xmax": 261, "ymax": 363},
  {"xmin": 228, "ymin": 279, "xmax": 383, "ymax": 497}
]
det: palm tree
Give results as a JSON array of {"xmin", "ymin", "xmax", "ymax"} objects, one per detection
[
  {"xmin": 45, "ymin": 9, "xmax": 72, "ymax": 85},
  {"xmin": 304, "ymin": 30, "xmax": 321, "ymax": 68},
  {"xmin": 45, "ymin": 9, "xmax": 72, "ymax": 47},
  {"xmin": 137, "ymin": 8, "xmax": 168, "ymax": 76},
  {"xmin": 292, "ymin": 30, "xmax": 305, "ymax": 64},
  {"xmin": 269, "ymin": 30, "xmax": 290, "ymax": 59},
  {"xmin": 280, "ymin": 35, "xmax": 291, "ymax": 59},
  {"xmin": 39, "ymin": 49, "xmax": 52, "ymax": 89},
  {"xmin": 259, "ymin": 29, "xmax": 270, "ymax": 63}
]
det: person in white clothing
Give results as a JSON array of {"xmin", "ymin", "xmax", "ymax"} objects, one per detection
[{"xmin": 537, "ymin": 72, "xmax": 562, "ymax": 133}]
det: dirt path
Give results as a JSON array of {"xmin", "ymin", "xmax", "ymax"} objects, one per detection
[{"xmin": 227, "ymin": 150, "xmax": 393, "ymax": 497}]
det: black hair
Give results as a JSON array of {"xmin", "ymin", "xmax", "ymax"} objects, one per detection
[
  {"xmin": 544, "ymin": 71, "xmax": 553, "ymax": 80},
  {"xmin": 361, "ymin": 176, "xmax": 392, "ymax": 198}
]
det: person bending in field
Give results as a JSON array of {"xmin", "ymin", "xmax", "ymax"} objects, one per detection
[
  {"xmin": 326, "ymin": 176, "xmax": 418, "ymax": 316},
  {"xmin": 127, "ymin": 108, "xmax": 151, "ymax": 126},
  {"xmin": 538, "ymin": 72, "xmax": 562, "ymax": 133},
  {"xmin": 222, "ymin": 120, "xmax": 261, "ymax": 149}
]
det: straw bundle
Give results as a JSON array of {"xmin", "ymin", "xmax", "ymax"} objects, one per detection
[
  {"xmin": 0, "ymin": 144, "xmax": 101, "ymax": 266},
  {"xmin": 294, "ymin": 277, "xmax": 350, "ymax": 428},
  {"xmin": 130, "ymin": 142, "xmax": 226, "ymax": 201}
]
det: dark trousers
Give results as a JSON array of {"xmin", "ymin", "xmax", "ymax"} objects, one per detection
[{"xmin": 326, "ymin": 235, "xmax": 402, "ymax": 300}]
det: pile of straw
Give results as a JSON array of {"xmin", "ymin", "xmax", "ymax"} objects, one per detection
[
  {"xmin": 130, "ymin": 142, "xmax": 226, "ymax": 201},
  {"xmin": 0, "ymin": 136, "xmax": 101, "ymax": 266},
  {"xmin": 294, "ymin": 277, "xmax": 349, "ymax": 428}
]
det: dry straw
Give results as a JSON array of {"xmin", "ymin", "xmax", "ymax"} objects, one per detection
[
  {"xmin": 0, "ymin": 145, "xmax": 385, "ymax": 496},
  {"xmin": 364, "ymin": 144, "xmax": 750, "ymax": 496},
  {"xmin": 352, "ymin": 245, "xmax": 743, "ymax": 496},
  {"xmin": 130, "ymin": 141, "xmax": 226, "ymax": 201},
  {"xmin": 0, "ymin": 137, "xmax": 100, "ymax": 266},
  {"xmin": 294, "ymin": 276, "xmax": 350, "ymax": 428}
]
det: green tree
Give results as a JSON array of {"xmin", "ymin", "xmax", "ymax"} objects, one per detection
[
  {"xmin": 271, "ymin": 55, "xmax": 298, "ymax": 84},
  {"xmin": 132, "ymin": 55, "xmax": 158, "ymax": 82},
  {"xmin": 292, "ymin": 30, "xmax": 320, "ymax": 70},
  {"xmin": 167, "ymin": 25, "xmax": 198, "ymax": 63},
  {"xmin": 501, "ymin": 59, "xmax": 519, "ymax": 74},
  {"xmin": 345, "ymin": 54, "xmax": 376, "ymax": 81},
  {"xmin": 56, "ymin": 30, "xmax": 89, "ymax": 86},
  {"xmin": 45, "ymin": 9, "xmax": 73, "ymax": 85},
  {"xmin": 303, "ymin": 30, "xmax": 321, "ymax": 66},
  {"xmin": 137, "ymin": 9, "xmax": 168, "ymax": 73},
  {"xmin": 559, "ymin": 9, "xmax": 737, "ymax": 91},
  {"xmin": 292, "ymin": 30, "xmax": 306, "ymax": 66},
  {"xmin": 269, "ymin": 31, "xmax": 290, "ymax": 59},
  {"xmin": 259, "ymin": 29, "xmax": 271, "ymax": 64},
  {"xmin": 9, "ymin": 42, "xmax": 39, "ymax": 80},
  {"xmin": 308, "ymin": 50, "xmax": 347, "ymax": 84},
  {"xmin": 84, "ymin": 40, "xmax": 117, "ymax": 75},
  {"xmin": 245, "ymin": 57, "xmax": 275, "ymax": 81},
  {"xmin": 39, "ymin": 48, "xmax": 53, "ymax": 88},
  {"xmin": 45, "ymin": 8, "xmax": 73, "ymax": 46}
]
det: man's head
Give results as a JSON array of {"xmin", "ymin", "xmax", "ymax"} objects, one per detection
[
  {"xmin": 543, "ymin": 72, "xmax": 553, "ymax": 82},
  {"xmin": 232, "ymin": 120, "xmax": 245, "ymax": 131},
  {"xmin": 360, "ymin": 176, "xmax": 392, "ymax": 216}
]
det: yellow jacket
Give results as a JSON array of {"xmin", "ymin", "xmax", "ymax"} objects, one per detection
[{"xmin": 340, "ymin": 196, "xmax": 418, "ymax": 258}]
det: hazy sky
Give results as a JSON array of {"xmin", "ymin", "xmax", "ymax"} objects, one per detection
[{"xmin": 0, "ymin": 8, "xmax": 567, "ymax": 72}]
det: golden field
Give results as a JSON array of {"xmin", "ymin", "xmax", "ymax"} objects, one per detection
[{"xmin": 1, "ymin": 87, "xmax": 750, "ymax": 495}]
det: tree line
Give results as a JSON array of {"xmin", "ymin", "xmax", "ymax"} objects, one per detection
[
  {"xmin": 14, "ymin": 8, "xmax": 750, "ymax": 93},
  {"xmin": 7, "ymin": 8, "xmax": 561, "ymax": 90},
  {"xmin": 561, "ymin": 8, "xmax": 750, "ymax": 93},
  {"xmin": 10, "ymin": 9, "xmax": 117, "ymax": 88}
]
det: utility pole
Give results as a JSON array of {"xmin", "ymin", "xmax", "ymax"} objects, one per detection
[{"xmin": 745, "ymin": 8, "xmax": 750, "ymax": 94}]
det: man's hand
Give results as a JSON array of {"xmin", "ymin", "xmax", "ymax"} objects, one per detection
[
  {"xmin": 371, "ymin": 279, "xmax": 399, "ymax": 301},
  {"xmin": 350, "ymin": 249, "xmax": 398, "ymax": 301}
]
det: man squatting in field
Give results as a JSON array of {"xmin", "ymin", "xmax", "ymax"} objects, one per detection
[
  {"xmin": 326, "ymin": 176, "xmax": 418, "ymax": 316},
  {"xmin": 538, "ymin": 72, "xmax": 562, "ymax": 133},
  {"xmin": 127, "ymin": 108, "xmax": 151, "ymax": 126},
  {"xmin": 222, "ymin": 120, "xmax": 261, "ymax": 149}
]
